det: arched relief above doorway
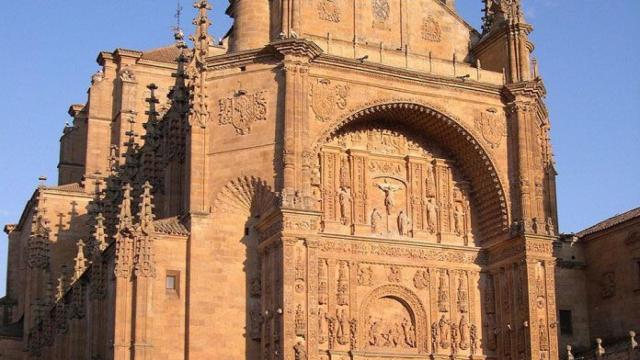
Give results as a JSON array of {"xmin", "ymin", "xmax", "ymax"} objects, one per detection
[
  {"xmin": 312, "ymin": 100, "xmax": 509, "ymax": 241},
  {"xmin": 358, "ymin": 284, "xmax": 429, "ymax": 354}
]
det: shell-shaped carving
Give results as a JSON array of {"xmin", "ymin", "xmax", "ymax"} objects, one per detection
[{"xmin": 214, "ymin": 176, "xmax": 276, "ymax": 217}]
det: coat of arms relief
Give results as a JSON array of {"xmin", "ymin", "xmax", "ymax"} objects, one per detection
[
  {"xmin": 318, "ymin": 0, "xmax": 341, "ymax": 23},
  {"xmin": 310, "ymin": 79, "xmax": 350, "ymax": 122},
  {"xmin": 218, "ymin": 89, "xmax": 268, "ymax": 135},
  {"xmin": 474, "ymin": 108, "xmax": 507, "ymax": 149}
]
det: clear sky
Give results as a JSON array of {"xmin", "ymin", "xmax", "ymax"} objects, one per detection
[{"xmin": 0, "ymin": 1, "xmax": 638, "ymax": 296}]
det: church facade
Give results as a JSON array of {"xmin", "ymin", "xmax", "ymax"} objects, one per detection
[{"xmin": 0, "ymin": 1, "xmax": 561, "ymax": 359}]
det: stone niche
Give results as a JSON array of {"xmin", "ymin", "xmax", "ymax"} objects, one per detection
[{"xmin": 318, "ymin": 123, "xmax": 477, "ymax": 246}]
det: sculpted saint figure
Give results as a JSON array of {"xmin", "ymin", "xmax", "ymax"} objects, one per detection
[
  {"xmin": 454, "ymin": 203, "xmax": 465, "ymax": 235},
  {"xmin": 397, "ymin": 210, "xmax": 409, "ymax": 236},
  {"xmin": 402, "ymin": 318, "xmax": 416, "ymax": 347},
  {"xmin": 338, "ymin": 186, "xmax": 352, "ymax": 224},
  {"xmin": 371, "ymin": 208, "xmax": 383, "ymax": 234},
  {"xmin": 368, "ymin": 317, "xmax": 380, "ymax": 346},
  {"xmin": 438, "ymin": 315, "xmax": 450, "ymax": 349},
  {"xmin": 426, "ymin": 198, "xmax": 438, "ymax": 233},
  {"xmin": 459, "ymin": 315, "xmax": 470, "ymax": 350}
]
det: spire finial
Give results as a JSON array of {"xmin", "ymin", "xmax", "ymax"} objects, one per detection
[
  {"xmin": 73, "ymin": 239, "xmax": 88, "ymax": 281},
  {"xmin": 187, "ymin": 0, "xmax": 213, "ymax": 128},
  {"xmin": 117, "ymin": 183, "xmax": 134, "ymax": 232},
  {"xmin": 138, "ymin": 181, "xmax": 155, "ymax": 234},
  {"xmin": 173, "ymin": 1, "xmax": 188, "ymax": 49}
]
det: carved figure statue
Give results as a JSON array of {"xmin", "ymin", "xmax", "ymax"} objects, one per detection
[
  {"xmin": 402, "ymin": 318, "xmax": 416, "ymax": 348},
  {"xmin": 397, "ymin": 210, "xmax": 409, "ymax": 236},
  {"xmin": 426, "ymin": 198, "xmax": 438, "ymax": 233},
  {"xmin": 294, "ymin": 341, "xmax": 307, "ymax": 360},
  {"xmin": 358, "ymin": 266, "xmax": 374, "ymax": 286},
  {"xmin": 431, "ymin": 321, "xmax": 439, "ymax": 352},
  {"xmin": 337, "ymin": 308, "xmax": 349, "ymax": 345},
  {"xmin": 338, "ymin": 186, "xmax": 352, "ymax": 225},
  {"xmin": 459, "ymin": 315, "xmax": 470, "ymax": 350},
  {"xmin": 413, "ymin": 269, "xmax": 429, "ymax": 289},
  {"xmin": 453, "ymin": 203, "xmax": 465, "ymax": 235},
  {"xmin": 377, "ymin": 180, "xmax": 400, "ymax": 215},
  {"xmin": 319, "ymin": 310, "xmax": 328, "ymax": 344},
  {"xmin": 438, "ymin": 315, "xmax": 450, "ymax": 349},
  {"xmin": 370, "ymin": 208, "xmax": 383, "ymax": 234},
  {"xmin": 387, "ymin": 266, "xmax": 401, "ymax": 283},
  {"xmin": 295, "ymin": 304, "xmax": 305, "ymax": 336},
  {"xmin": 368, "ymin": 317, "xmax": 380, "ymax": 346}
]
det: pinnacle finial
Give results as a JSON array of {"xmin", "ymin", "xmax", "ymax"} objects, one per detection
[
  {"xmin": 138, "ymin": 181, "xmax": 155, "ymax": 234},
  {"xmin": 190, "ymin": 0, "xmax": 213, "ymax": 65},
  {"xmin": 73, "ymin": 239, "xmax": 88, "ymax": 281},
  {"xmin": 117, "ymin": 183, "xmax": 134, "ymax": 231}
]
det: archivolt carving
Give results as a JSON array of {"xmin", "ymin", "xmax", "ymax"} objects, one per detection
[
  {"xmin": 358, "ymin": 284, "xmax": 428, "ymax": 354},
  {"xmin": 313, "ymin": 99, "xmax": 509, "ymax": 239},
  {"xmin": 213, "ymin": 176, "xmax": 277, "ymax": 216}
]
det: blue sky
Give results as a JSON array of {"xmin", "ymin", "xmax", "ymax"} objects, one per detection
[{"xmin": 0, "ymin": 1, "xmax": 638, "ymax": 296}]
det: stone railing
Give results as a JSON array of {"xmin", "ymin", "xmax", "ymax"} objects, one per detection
[{"xmin": 567, "ymin": 331, "xmax": 639, "ymax": 360}]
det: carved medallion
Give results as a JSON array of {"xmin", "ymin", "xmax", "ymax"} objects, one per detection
[
  {"xmin": 218, "ymin": 90, "xmax": 267, "ymax": 135},
  {"xmin": 474, "ymin": 108, "xmax": 506, "ymax": 149},
  {"xmin": 421, "ymin": 16, "xmax": 442, "ymax": 42},
  {"xmin": 311, "ymin": 79, "xmax": 349, "ymax": 122},
  {"xmin": 318, "ymin": 0, "xmax": 341, "ymax": 23},
  {"xmin": 372, "ymin": 0, "xmax": 390, "ymax": 22}
]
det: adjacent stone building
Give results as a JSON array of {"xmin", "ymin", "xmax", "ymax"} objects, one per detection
[
  {"xmin": 555, "ymin": 207, "xmax": 640, "ymax": 357},
  {"xmin": 0, "ymin": 1, "xmax": 565, "ymax": 359}
]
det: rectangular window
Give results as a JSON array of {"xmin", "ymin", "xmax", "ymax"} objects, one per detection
[
  {"xmin": 559, "ymin": 310, "xmax": 573, "ymax": 336},
  {"xmin": 165, "ymin": 270, "xmax": 180, "ymax": 296}
]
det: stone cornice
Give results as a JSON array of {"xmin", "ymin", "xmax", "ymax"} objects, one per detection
[
  {"xmin": 269, "ymin": 39, "xmax": 324, "ymax": 60},
  {"xmin": 313, "ymin": 54, "xmax": 504, "ymax": 96}
]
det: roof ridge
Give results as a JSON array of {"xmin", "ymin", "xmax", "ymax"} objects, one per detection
[{"xmin": 577, "ymin": 206, "xmax": 640, "ymax": 237}]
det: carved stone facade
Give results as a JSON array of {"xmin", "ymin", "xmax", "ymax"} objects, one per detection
[{"xmin": 0, "ymin": 1, "xmax": 564, "ymax": 360}]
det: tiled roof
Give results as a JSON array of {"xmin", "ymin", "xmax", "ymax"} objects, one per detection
[
  {"xmin": 46, "ymin": 182, "xmax": 85, "ymax": 193},
  {"xmin": 577, "ymin": 206, "xmax": 640, "ymax": 238},
  {"xmin": 154, "ymin": 217, "xmax": 189, "ymax": 236},
  {"xmin": 141, "ymin": 46, "xmax": 189, "ymax": 64}
]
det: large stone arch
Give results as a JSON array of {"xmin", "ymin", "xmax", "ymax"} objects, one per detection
[
  {"xmin": 358, "ymin": 284, "xmax": 429, "ymax": 354},
  {"xmin": 313, "ymin": 100, "xmax": 509, "ymax": 241}
]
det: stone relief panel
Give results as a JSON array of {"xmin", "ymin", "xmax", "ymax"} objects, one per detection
[
  {"xmin": 320, "ymin": 125, "xmax": 476, "ymax": 246},
  {"xmin": 312, "ymin": 250, "xmax": 482, "ymax": 358},
  {"xmin": 217, "ymin": 89, "xmax": 267, "ymax": 135},
  {"xmin": 317, "ymin": 0, "xmax": 341, "ymax": 23}
]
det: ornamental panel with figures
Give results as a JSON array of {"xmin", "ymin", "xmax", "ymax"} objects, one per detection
[{"xmin": 319, "ymin": 124, "xmax": 476, "ymax": 247}]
